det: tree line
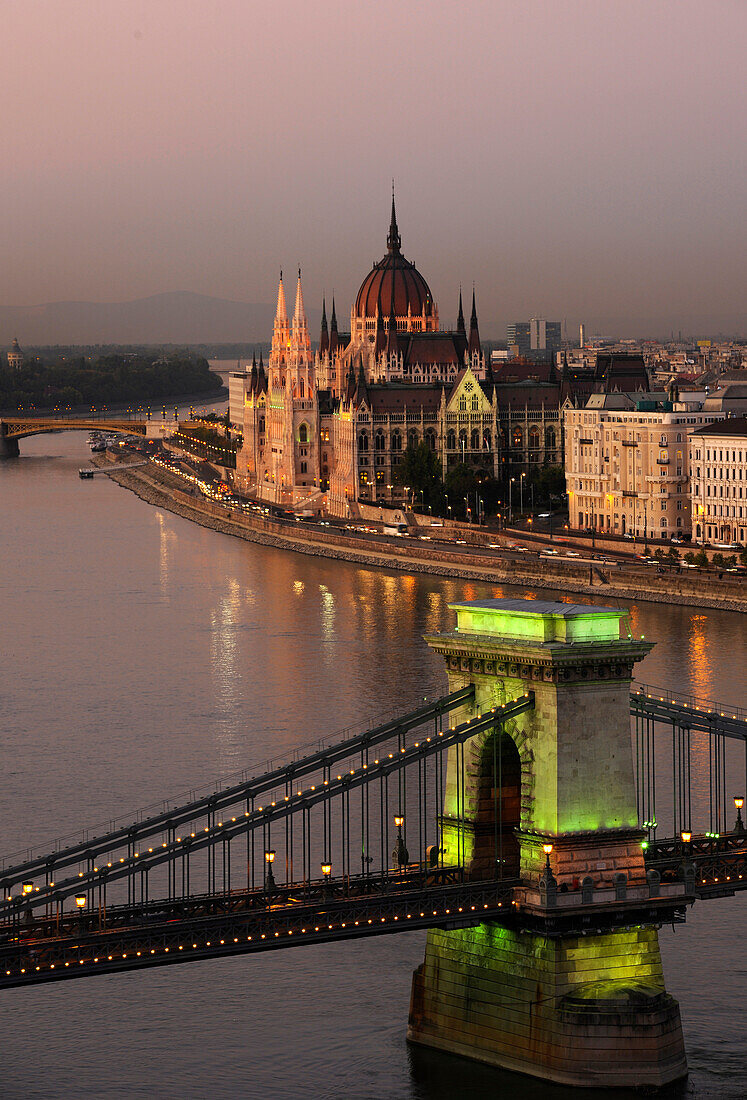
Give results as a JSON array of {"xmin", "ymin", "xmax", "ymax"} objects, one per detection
[{"xmin": 0, "ymin": 352, "xmax": 222, "ymax": 411}]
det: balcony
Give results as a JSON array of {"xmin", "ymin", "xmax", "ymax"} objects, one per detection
[
  {"xmin": 622, "ymin": 440, "xmax": 638, "ymax": 447},
  {"xmin": 579, "ymin": 438, "xmax": 594, "ymax": 445},
  {"xmin": 657, "ymin": 457, "xmax": 670, "ymax": 465}
]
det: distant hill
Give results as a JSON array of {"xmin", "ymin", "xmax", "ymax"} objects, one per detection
[{"xmin": 0, "ymin": 291, "xmax": 304, "ymax": 345}]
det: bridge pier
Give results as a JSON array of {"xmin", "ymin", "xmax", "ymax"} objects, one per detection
[
  {"xmin": 407, "ymin": 598, "xmax": 688, "ymax": 1088},
  {"xmin": 0, "ymin": 427, "xmax": 19, "ymax": 458}
]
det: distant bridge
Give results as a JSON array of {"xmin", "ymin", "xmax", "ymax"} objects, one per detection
[{"xmin": 0, "ymin": 415, "xmax": 172, "ymax": 456}]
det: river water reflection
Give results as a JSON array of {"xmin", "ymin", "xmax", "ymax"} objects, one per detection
[{"xmin": 1, "ymin": 433, "xmax": 745, "ymax": 1099}]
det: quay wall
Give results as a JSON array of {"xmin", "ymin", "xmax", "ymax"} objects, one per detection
[{"xmin": 95, "ymin": 454, "xmax": 747, "ymax": 613}]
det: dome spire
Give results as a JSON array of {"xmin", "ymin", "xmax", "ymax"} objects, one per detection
[{"xmin": 387, "ymin": 181, "xmax": 401, "ymax": 253}]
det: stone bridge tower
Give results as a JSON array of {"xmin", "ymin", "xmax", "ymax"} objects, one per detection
[{"xmin": 408, "ymin": 598, "xmax": 688, "ymax": 1089}]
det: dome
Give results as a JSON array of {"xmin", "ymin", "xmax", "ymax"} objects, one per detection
[{"xmin": 354, "ymin": 199, "xmax": 434, "ymax": 321}]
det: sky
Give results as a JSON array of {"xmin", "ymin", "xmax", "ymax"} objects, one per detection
[{"xmin": 2, "ymin": 0, "xmax": 746, "ymax": 339}]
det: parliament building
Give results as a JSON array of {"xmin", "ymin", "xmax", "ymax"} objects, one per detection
[{"xmin": 235, "ymin": 198, "xmax": 572, "ymax": 516}]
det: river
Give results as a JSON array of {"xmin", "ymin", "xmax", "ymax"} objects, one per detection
[{"xmin": 1, "ymin": 431, "xmax": 745, "ymax": 1099}]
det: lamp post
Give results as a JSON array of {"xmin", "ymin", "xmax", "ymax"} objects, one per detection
[
  {"xmin": 393, "ymin": 814, "xmax": 409, "ymax": 870},
  {"xmin": 509, "ymin": 477, "xmax": 515, "ymax": 525},
  {"xmin": 75, "ymin": 894, "xmax": 86, "ymax": 911},
  {"xmin": 321, "ymin": 860, "xmax": 332, "ymax": 897},
  {"xmin": 734, "ymin": 796, "xmax": 745, "ymax": 834},
  {"xmin": 520, "ymin": 471, "xmax": 525, "ymax": 518},
  {"xmin": 264, "ymin": 849, "xmax": 277, "ymax": 893}
]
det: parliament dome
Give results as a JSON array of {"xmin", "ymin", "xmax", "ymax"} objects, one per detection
[{"xmin": 354, "ymin": 198, "xmax": 435, "ymax": 322}]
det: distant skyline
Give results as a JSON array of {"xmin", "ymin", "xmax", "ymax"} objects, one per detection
[{"xmin": 2, "ymin": 0, "xmax": 745, "ymax": 340}]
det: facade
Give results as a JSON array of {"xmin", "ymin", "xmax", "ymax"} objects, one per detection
[
  {"xmin": 689, "ymin": 417, "xmax": 747, "ymax": 546},
  {"xmin": 564, "ymin": 392, "xmax": 724, "ymax": 541},
  {"xmin": 6, "ymin": 338, "xmax": 24, "ymax": 371}
]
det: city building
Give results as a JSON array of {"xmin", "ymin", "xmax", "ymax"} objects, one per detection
[
  {"xmin": 6, "ymin": 338, "xmax": 25, "ymax": 371},
  {"xmin": 564, "ymin": 389, "xmax": 724, "ymax": 541},
  {"xmin": 689, "ymin": 417, "xmax": 747, "ymax": 547},
  {"xmin": 507, "ymin": 318, "xmax": 561, "ymax": 361}
]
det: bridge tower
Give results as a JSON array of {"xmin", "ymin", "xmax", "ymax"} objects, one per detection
[{"xmin": 408, "ymin": 598, "xmax": 688, "ymax": 1088}]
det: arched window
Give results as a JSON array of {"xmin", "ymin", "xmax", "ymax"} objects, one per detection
[
  {"xmin": 447, "ymin": 429, "xmax": 456, "ymax": 450},
  {"xmin": 512, "ymin": 426, "xmax": 523, "ymax": 449},
  {"xmin": 391, "ymin": 430, "xmax": 402, "ymax": 452},
  {"xmin": 408, "ymin": 429, "xmax": 418, "ymax": 449},
  {"xmin": 459, "ymin": 395, "xmax": 467, "ymax": 412},
  {"xmin": 298, "ymin": 378, "xmax": 304, "ymax": 399},
  {"xmin": 529, "ymin": 425, "xmax": 540, "ymax": 449},
  {"xmin": 425, "ymin": 429, "xmax": 436, "ymax": 451},
  {"xmin": 298, "ymin": 423, "xmax": 308, "ymax": 444},
  {"xmin": 545, "ymin": 427, "xmax": 556, "ymax": 450},
  {"xmin": 258, "ymin": 416, "xmax": 265, "ymax": 434},
  {"xmin": 482, "ymin": 430, "xmax": 491, "ymax": 452},
  {"xmin": 358, "ymin": 431, "xmax": 369, "ymax": 452},
  {"xmin": 470, "ymin": 428, "xmax": 480, "ymax": 451},
  {"xmin": 375, "ymin": 431, "xmax": 385, "ymax": 452},
  {"xmin": 458, "ymin": 429, "xmax": 467, "ymax": 454},
  {"xmin": 471, "ymin": 394, "xmax": 479, "ymax": 411}
]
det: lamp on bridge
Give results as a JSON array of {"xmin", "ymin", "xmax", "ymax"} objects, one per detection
[
  {"xmin": 321, "ymin": 861, "xmax": 332, "ymax": 879},
  {"xmin": 680, "ymin": 830, "xmax": 692, "ymax": 848},
  {"xmin": 393, "ymin": 815, "xmax": 409, "ymax": 870},
  {"xmin": 21, "ymin": 882, "xmax": 33, "ymax": 896},
  {"xmin": 75, "ymin": 894, "xmax": 86, "ymax": 909},
  {"xmin": 264, "ymin": 849, "xmax": 277, "ymax": 894},
  {"xmin": 734, "ymin": 796, "xmax": 745, "ymax": 835}
]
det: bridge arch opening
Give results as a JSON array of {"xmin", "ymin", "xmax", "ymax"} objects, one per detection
[{"xmin": 467, "ymin": 728, "xmax": 522, "ymax": 880}]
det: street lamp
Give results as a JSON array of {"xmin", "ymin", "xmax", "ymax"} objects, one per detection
[
  {"xmin": 509, "ymin": 477, "xmax": 516, "ymax": 525},
  {"xmin": 22, "ymin": 882, "xmax": 33, "ymax": 896},
  {"xmin": 520, "ymin": 471, "xmax": 525, "ymax": 519},
  {"xmin": 734, "ymin": 796, "xmax": 745, "ymax": 834},
  {"xmin": 393, "ymin": 815, "xmax": 408, "ymax": 870},
  {"xmin": 75, "ymin": 894, "xmax": 86, "ymax": 910},
  {"xmin": 264, "ymin": 849, "xmax": 277, "ymax": 893}
]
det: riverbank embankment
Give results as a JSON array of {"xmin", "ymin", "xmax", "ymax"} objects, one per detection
[{"xmin": 95, "ymin": 453, "xmax": 747, "ymax": 613}]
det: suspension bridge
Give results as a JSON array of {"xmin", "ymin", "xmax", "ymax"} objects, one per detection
[{"xmin": 1, "ymin": 598, "xmax": 745, "ymax": 1087}]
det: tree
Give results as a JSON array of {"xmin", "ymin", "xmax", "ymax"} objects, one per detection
[
  {"xmin": 695, "ymin": 550, "xmax": 709, "ymax": 567},
  {"xmin": 395, "ymin": 442, "xmax": 443, "ymax": 509},
  {"xmin": 445, "ymin": 463, "xmax": 478, "ymax": 518}
]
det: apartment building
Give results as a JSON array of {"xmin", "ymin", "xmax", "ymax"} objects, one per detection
[
  {"xmin": 564, "ymin": 393, "xmax": 721, "ymax": 541},
  {"xmin": 690, "ymin": 417, "xmax": 747, "ymax": 546}
]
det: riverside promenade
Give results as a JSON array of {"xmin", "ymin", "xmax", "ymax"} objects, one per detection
[{"xmin": 95, "ymin": 452, "xmax": 747, "ymax": 614}]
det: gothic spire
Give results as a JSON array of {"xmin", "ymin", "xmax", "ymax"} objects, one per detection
[
  {"xmin": 275, "ymin": 271, "xmax": 287, "ymax": 323},
  {"xmin": 456, "ymin": 287, "xmax": 466, "ymax": 335},
  {"xmin": 329, "ymin": 296, "xmax": 339, "ymax": 356},
  {"xmin": 319, "ymin": 296, "xmax": 329, "ymax": 356},
  {"xmin": 468, "ymin": 287, "xmax": 480, "ymax": 356},
  {"xmin": 387, "ymin": 182, "xmax": 401, "ymax": 253},
  {"xmin": 293, "ymin": 267, "xmax": 306, "ymax": 327}
]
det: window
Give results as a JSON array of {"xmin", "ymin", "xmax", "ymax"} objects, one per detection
[
  {"xmin": 358, "ymin": 431, "xmax": 369, "ymax": 452},
  {"xmin": 375, "ymin": 432, "xmax": 385, "ymax": 452},
  {"xmin": 391, "ymin": 430, "xmax": 402, "ymax": 452},
  {"xmin": 529, "ymin": 426, "xmax": 540, "ymax": 449},
  {"xmin": 447, "ymin": 429, "xmax": 456, "ymax": 450},
  {"xmin": 470, "ymin": 428, "xmax": 480, "ymax": 450},
  {"xmin": 459, "ymin": 395, "xmax": 467, "ymax": 412},
  {"xmin": 298, "ymin": 423, "xmax": 308, "ymax": 444},
  {"xmin": 471, "ymin": 394, "xmax": 479, "ymax": 411}
]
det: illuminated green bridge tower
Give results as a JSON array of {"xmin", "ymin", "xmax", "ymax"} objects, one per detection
[{"xmin": 408, "ymin": 598, "xmax": 688, "ymax": 1088}]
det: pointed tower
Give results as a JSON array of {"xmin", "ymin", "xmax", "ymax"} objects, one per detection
[
  {"xmin": 456, "ymin": 288, "xmax": 466, "ymax": 336},
  {"xmin": 291, "ymin": 268, "xmax": 310, "ymax": 349},
  {"xmin": 319, "ymin": 297, "xmax": 329, "ymax": 356},
  {"xmin": 387, "ymin": 184, "xmax": 401, "ymax": 253},
  {"xmin": 470, "ymin": 290, "xmax": 481, "ymax": 358},
  {"xmin": 329, "ymin": 297, "xmax": 339, "ymax": 357},
  {"xmin": 249, "ymin": 350, "xmax": 258, "ymax": 394}
]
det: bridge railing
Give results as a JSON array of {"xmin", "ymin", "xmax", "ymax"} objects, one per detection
[{"xmin": 633, "ymin": 681, "xmax": 747, "ymax": 726}]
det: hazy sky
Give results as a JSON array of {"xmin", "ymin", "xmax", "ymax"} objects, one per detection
[{"xmin": 2, "ymin": 0, "xmax": 745, "ymax": 337}]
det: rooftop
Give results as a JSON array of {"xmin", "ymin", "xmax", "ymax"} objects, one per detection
[{"xmin": 448, "ymin": 598, "xmax": 627, "ymax": 644}]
